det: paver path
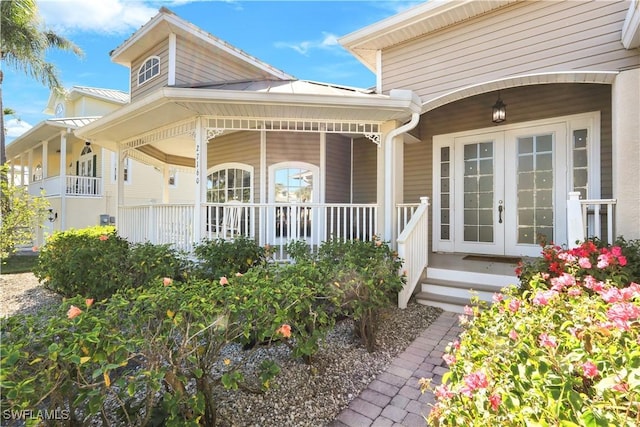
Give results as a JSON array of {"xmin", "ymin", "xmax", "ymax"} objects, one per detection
[{"xmin": 330, "ymin": 311, "xmax": 461, "ymax": 427}]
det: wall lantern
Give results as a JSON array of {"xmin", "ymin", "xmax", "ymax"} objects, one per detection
[
  {"xmin": 48, "ymin": 208, "xmax": 58, "ymax": 222},
  {"xmin": 492, "ymin": 94, "xmax": 506, "ymax": 123}
]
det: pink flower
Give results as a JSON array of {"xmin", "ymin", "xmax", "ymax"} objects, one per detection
[
  {"xmin": 458, "ymin": 314, "xmax": 469, "ymax": 325},
  {"xmin": 219, "ymin": 276, "xmax": 229, "ymax": 286},
  {"xmin": 85, "ymin": 298, "xmax": 94, "ymax": 308},
  {"xmin": 621, "ymin": 283, "xmax": 640, "ymax": 301},
  {"xmin": 492, "ymin": 293, "xmax": 504, "ymax": 303},
  {"xmin": 599, "ymin": 287, "xmax": 623, "ymax": 303},
  {"xmin": 539, "ymin": 333, "xmax": 557, "ymax": 348},
  {"xmin": 508, "ymin": 329, "xmax": 518, "ymax": 341},
  {"xmin": 452, "ymin": 340, "xmax": 461, "ymax": 350},
  {"xmin": 276, "ymin": 324, "xmax": 292, "ymax": 338},
  {"xmin": 461, "ymin": 371, "xmax": 489, "ymax": 397},
  {"xmin": 583, "ymin": 276, "xmax": 605, "ymax": 292},
  {"xmin": 99, "ymin": 235, "xmax": 109, "ymax": 241},
  {"xmin": 533, "ymin": 290, "xmax": 557, "ymax": 306},
  {"xmin": 578, "ymin": 257, "xmax": 592, "ymax": 269},
  {"xmin": 375, "ymin": 240, "xmax": 382, "ymax": 247},
  {"xmin": 606, "ymin": 302, "xmax": 640, "ymax": 331},
  {"xmin": 567, "ymin": 287, "xmax": 582, "ymax": 297},
  {"xmin": 597, "ymin": 254, "xmax": 610, "ymax": 269},
  {"xmin": 434, "ymin": 384, "xmax": 454, "ymax": 400},
  {"xmin": 581, "ymin": 361, "xmax": 599, "ymax": 379},
  {"xmin": 618, "ymin": 256, "xmax": 627, "ymax": 266},
  {"xmin": 611, "ymin": 246, "xmax": 622, "ymax": 257},
  {"xmin": 163, "ymin": 277, "xmax": 173, "ymax": 286},
  {"xmin": 612, "ymin": 382, "xmax": 630, "ymax": 393},
  {"xmin": 443, "ymin": 354, "xmax": 456, "ymax": 366},
  {"xmin": 32, "ymin": 246, "xmax": 39, "ymax": 252},
  {"xmin": 463, "ymin": 305, "xmax": 474, "ymax": 316},
  {"xmin": 235, "ymin": 272, "xmax": 243, "ymax": 277},
  {"xmin": 508, "ymin": 299, "xmax": 521, "ymax": 313},
  {"xmin": 489, "ymin": 393, "xmax": 501, "ymax": 411},
  {"xmin": 67, "ymin": 305, "xmax": 83, "ymax": 319},
  {"xmin": 550, "ymin": 273, "xmax": 576, "ymax": 291}
]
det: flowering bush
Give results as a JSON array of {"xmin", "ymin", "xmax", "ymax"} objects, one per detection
[
  {"xmin": 422, "ymin": 242, "xmax": 640, "ymax": 426},
  {"xmin": 192, "ymin": 236, "xmax": 270, "ymax": 281}
]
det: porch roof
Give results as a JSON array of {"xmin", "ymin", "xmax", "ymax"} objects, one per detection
[
  {"xmin": 6, "ymin": 117, "xmax": 100, "ymax": 158},
  {"xmin": 76, "ymin": 83, "xmax": 421, "ymax": 144}
]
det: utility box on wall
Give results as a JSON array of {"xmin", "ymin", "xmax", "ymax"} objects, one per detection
[{"xmin": 99, "ymin": 214, "xmax": 110, "ymax": 225}]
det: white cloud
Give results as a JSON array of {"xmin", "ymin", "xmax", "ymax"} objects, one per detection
[
  {"xmin": 38, "ymin": 0, "xmax": 159, "ymax": 35},
  {"xmin": 5, "ymin": 119, "xmax": 33, "ymax": 138},
  {"xmin": 275, "ymin": 32, "xmax": 342, "ymax": 56}
]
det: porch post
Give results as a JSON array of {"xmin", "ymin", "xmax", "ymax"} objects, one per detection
[
  {"xmin": 193, "ymin": 117, "xmax": 207, "ymax": 244},
  {"xmin": 27, "ymin": 149, "xmax": 33, "ymax": 184},
  {"xmin": 612, "ymin": 68, "xmax": 640, "ymax": 240},
  {"xmin": 42, "ymin": 141, "xmax": 48, "ymax": 180},
  {"xmin": 162, "ymin": 164, "xmax": 170, "ymax": 203},
  {"xmin": 59, "ymin": 131, "xmax": 68, "ymax": 229},
  {"xmin": 19, "ymin": 153, "xmax": 26, "ymax": 186},
  {"xmin": 116, "ymin": 145, "xmax": 125, "ymax": 227},
  {"xmin": 566, "ymin": 191, "xmax": 584, "ymax": 248},
  {"xmin": 259, "ymin": 128, "xmax": 267, "ymax": 245}
]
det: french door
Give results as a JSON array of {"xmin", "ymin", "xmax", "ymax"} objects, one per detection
[{"xmin": 450, "ymin": 124, "xmax": 567, "ymax": 257}]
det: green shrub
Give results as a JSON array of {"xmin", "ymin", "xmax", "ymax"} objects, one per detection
[
  {"xmin": 128, "ymin": 242, "xmax": 188, "ymax": 287},
  {"xmin": 34, "ymin": 226, "xmax": 131, "ymax": 300},
  {"xmin": 423, "ymin": 241, "xmax": 640, "ymax": 426},
  {"xmin": 192, "ymin": 236, "xmax": 268, "ymax": 280}
]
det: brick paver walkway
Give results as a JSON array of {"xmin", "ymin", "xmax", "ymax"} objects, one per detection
[{"xmin": 330, "ymin": 311, "xmax": 461, "ymax": 427}]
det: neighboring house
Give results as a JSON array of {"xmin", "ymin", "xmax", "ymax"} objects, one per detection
[
  {"xmin": 5, "ymin": 85, "xmax": 195, "ymax": 247},
  {"xmin": 74, "ymin": 2, "xmax": 639, "ymax": 310}
]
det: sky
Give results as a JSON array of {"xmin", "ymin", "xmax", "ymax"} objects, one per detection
[{"xmin": 4, "ymin": 0, "xmax": 422, "ymax": 143}]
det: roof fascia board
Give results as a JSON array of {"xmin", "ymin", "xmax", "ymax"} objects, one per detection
[{"xmin": 622, "ymin": 0, "xmax": 640, "ymax": 49}]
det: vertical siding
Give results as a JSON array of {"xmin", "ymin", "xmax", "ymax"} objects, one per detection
[
  {"xmin": 404, "ymin": 83, "xmax": 612, "ymax": 202},
  {"xmin": 325, "ymin": 134, "xmax": 351, "ymax": 203},
  {"xmin": 175, "ymin": 37, "xmax": 272, "ymax": 86},
  {"xmin": 207, "ymin": 131, "xmax": 261, "ymax": 201},
  {"xmin": 382, "ymin": 1, "xmax": 638, "ymax": 99},
  {"xmin": 130, "ymin": 43, "xmax": 169, "ymax": 101},
  {"xmin": 352, "ymin": 137, "xmax": 378, "ymax": 203}
]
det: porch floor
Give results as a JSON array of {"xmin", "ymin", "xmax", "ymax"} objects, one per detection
[{"xmin": 428, "ymin": 252, "xmax": 527, "ymax": 277}]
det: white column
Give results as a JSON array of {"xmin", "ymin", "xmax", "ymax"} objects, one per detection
[
  {"xmin": 9, "ymin": 157, "xmax": 15, "ymax": 185},
  {"xmin": 19, "ymin": 153, "xmax": 26, "ymax": 185},
  {"xmin": 193, "ymin": 118, "xmax": 207, "ymax": 244},
  {"xmin": 612, "ymin": 68, "xmax": 640, "ymax": 240},
  {"xmin": 319, "ymin": 129, "xmax": 326, "ymax": 203},
  {"xmin": 59, "ymin": 131, "xmax": 67, "ymax": 229},
  {"xmin": 566, "ymin": 191, "xmax": 584, "ymax": 248},
  {"xmin": 42, "ymin": 141, "xmax": 49, "ymax": 179},
  {"xmin": 162, "ymin": 164, "xmax": 170, "ymax": 203},
  {"xmin": 259, "ymin": 128, "xmax": 267, "ymax": 246},
  {"xmin": 28, "ymin": 149, "xmax": 34, "ymax": 184}
]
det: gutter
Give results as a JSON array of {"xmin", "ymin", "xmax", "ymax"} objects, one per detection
[{"xmin": 383, "ymin": 89, "xmax": 422, "ymax": 243}]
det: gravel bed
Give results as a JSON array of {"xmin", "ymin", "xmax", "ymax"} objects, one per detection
[{"xmin": 0, "ymin": 272, "xmax": 442, "ymax": 426}]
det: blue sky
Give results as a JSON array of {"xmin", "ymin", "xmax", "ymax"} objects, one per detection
[{"xmin": 4, "ymin": 0, "xmax": 421, "ymax": 142}]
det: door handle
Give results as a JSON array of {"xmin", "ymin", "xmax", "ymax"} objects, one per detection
[{"xmin": 498, "ymin": 203, "xmax": 503, "ymax": 224}]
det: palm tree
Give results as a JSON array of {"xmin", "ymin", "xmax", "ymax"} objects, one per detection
[{"xmin": 0, "ymin": 0, "xmax": 83, "ymax": 166}]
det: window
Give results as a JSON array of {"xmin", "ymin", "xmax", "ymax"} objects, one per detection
[
  {"xmin": 168, "ymin": 169, "xmax": 177, "ymax": 187},
  {"xmin": 111, "ymin": 153, "xmax": 132, "ymax": 184},
  {"xmin": 33, "ymin": 164, "xmax": 43, "ymax": 182},
  {"xmin": 137, "ymin": 56, "xmax": 160, "ymax": 86},
  {"xmin": 206, "ymin": 164, "xmax": 253, "ymax": 203},
  {"xmin": 123, "ymin": 158, "xmax": 131, "ymax": 183}
]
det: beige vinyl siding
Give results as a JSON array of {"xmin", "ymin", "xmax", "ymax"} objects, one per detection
[
  {"xmin": 266, "ymin": 132, "xmax": 320, "ymax": 166},
  {"xmin": 352, "ymin": 137, "xmax": 377, "ymax": 203},
  {"xmin": 404, "ymin": 83, "xmax": 612, "ymax": 203},
  {"xmin": 207, "ymin": 131, "xmax": 261, "ymax": 201},
  {"xmin": 382, "ymin": 1, "xmax": 638, "ymax": 99},
  {"xmin": 325, "ymin": 134, "xmax": 351, "ymax": 203},
  {"xmin": 175, "ymin": 37, "xmax": 272, "ymax": 86},
  {"xmin": 131, "ymin": 43, "xmax": 169, "ymax": 101}
]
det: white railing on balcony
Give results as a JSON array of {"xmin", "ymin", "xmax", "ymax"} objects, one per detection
[
  {"xmin": 396, "ymin": 197, "xmax": 430, "ymax": 309},
  {"xmin": 66, "ymin": 176, "xmax": 101, "ymax": 197},
  {"xmin": 119, "ymin": 204, "xmax": 195, "ymax": 252},
  {"xmin": 567, "ymin": 192, "xmax": 617, "ymax": 246}
]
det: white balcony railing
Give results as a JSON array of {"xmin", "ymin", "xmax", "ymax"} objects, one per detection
[
  {"xmin": 567, "ymin": 192, "xmax": 617, "ymax": 246},
  {"xmin": 396, "ymin": 197, "xmax": 430, "ymax": 309},
  {"xmin": 28, "ymin": 175, "xmax": 102, "ymax": 197}
]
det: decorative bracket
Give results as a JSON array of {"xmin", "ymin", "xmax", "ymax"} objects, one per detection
[
  {"xmin": 206, "ymin": 128, "xmax": 225, "ymax": 140},
  {"xmin": 364, "ymin": 132, "xmax": 381, "ymax": 146}
]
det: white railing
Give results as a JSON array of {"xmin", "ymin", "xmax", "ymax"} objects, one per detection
[
  {"xmin": 66, "ymin": 176, "xmax": 102, "ymax": 196},
  {"xmin": 118, "ymin": 202, "xmax": 378, "ymax": 258},
  {"xmin": 396, "ymin": 203, "xmax": 421, "ymax": 237},
  {"xmin": 202, "ymin": 203, "xmax": 378, "ymax": 260},
  {"xmin": 29, "ymin": 176, "xmax": 61, "ymax": 197},
  {"xmin": 396, "ymin": 197, "xmax": 430, "ymax": 309},
  {"xmin": 567, "ymin": 192, "xmax": 617, "ymax": 246},
  {"xmin": 118, "ymin": 204, "xmax": 195, "ymax": 252}
]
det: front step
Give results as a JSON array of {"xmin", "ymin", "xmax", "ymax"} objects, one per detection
[{"xmin": 416, "ymin": 267, "xmax": 520, "ymax": 313}]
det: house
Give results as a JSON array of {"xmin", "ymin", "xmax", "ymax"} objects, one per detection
[
  {"xmin": 5, "ymin": 85, "xmax": 195, "ymax": 247},
  {"xmin": 72, "ymin": 1, "xmax": 638, "ymax": 311}
]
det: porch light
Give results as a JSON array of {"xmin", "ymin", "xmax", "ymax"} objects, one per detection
[
  {"xmin": 492, "ymin": 94, "xmax": 506, "ymax": 123},
  {"xmin": 48, "ymin": 208, "xmax": 58, "ymax": 222}
]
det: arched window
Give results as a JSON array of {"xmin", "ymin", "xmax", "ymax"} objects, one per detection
[
  {"xmin": 33, "ymin": 164, "xmax": 43, "ymax": 181},
  {"xmin": 206, "ymin": 163, "xmax": 253, "ymax": 203},
  {"xmin": 137, "ymin": 56, "xmax": 160, "ymax": 86}
]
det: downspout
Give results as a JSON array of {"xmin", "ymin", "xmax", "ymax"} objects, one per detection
[{"xmin": 384, "ymin": 96, "xmax": 421, "ymax": 243}]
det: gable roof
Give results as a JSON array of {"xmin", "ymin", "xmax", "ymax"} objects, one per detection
[
  {"xmin": 110, "ymin": 7, "xmax": 293, "ymax": 81},
  {"xmin": 340, "ymin": 0, "xmax": 521, "ymax": 72},
  {"xmin": 44, "ymin": 86, "xmax": 129, "ymax": 115}
]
